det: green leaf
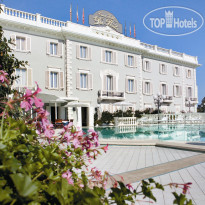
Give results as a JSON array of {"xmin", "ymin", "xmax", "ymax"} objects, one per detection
[
  {"xmin": 0, "ymin": 143, "xmax": 6, "ymax": 150},
  {"xmin": 0, "ymin": 186, "xmax": 13, "ymax": 203},
  {"xmin": 10, "ymin": 173, "xmax": 37, "ymax": 197}
]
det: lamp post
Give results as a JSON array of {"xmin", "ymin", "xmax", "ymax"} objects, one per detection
[
  {"xmin": 186, "ymin": 98, "xmax": 191, "ymax": 113},
  {"xmin": 154, "ymin": 93, "xmax": 165, "ymax": 122}
]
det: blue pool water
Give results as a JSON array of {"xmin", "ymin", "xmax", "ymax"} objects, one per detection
[{"xmin": 86, "ymin": 124, "xmax": 205, "ymax": 142}]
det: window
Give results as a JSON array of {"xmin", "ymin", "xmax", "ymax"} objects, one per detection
[
  {"xmin": 80, "ymin": 46, "xmax": 87, "ymax": 59},
  {"xmin": 106, "ymin": 75, "xmax": 113, "ymax": 91},
  {"xmin": 16, "ymin": 68, "xmax": 27, "ymax": 86},
  {"xmin": 80, "ymin": 73, "xmax": 88, "ymax": 89},
  {"xmin": 143, "ymin": 81, "xmax": 152, "ymax": 95},
  {"xmin": 15, "ymin": 68, "xmax": 32, "ymax": 88},
  {"xmin": 128, "ymin": 55, "xmax": 134, "ymax": 67},
  {"xmin": 76, "ymin": 71, "xmax": 93, "ymax": 90},
  {"xmin": 76, "ymin": 44, "xmax": 91, "ymax": 60},
  {"xmin": 128, "ymin": 79, "xmax": 134, "ymax": 92},
  {"xmin": 160, "ymin": 64, "xmax": 167, "ymax": 74},
  {"xmin": 45, "ymin": 70, "xmax": 64, "ymax": 90},
  {"xmin": 50, "ymin": 42, "xmax": 58, "ymax": 55},
  {"xmin": 47, "ymin": 41, "xmax": 62, "ymax": 57},
  {"xmin": 187, "ymin": 87, "xmax": 192, "ymax": 98},
  {"xmin": 174, "ymin": 85, "xmax": 181, "ymax": 97},
  {"xmin": 11, "ymin": 35, "xmax": 31, "ymax": 52},
  {"xmin": 105, "ymin": 51, "xmax": 112, "ymax": 63},
  {"xmin": 16, "ymin": 37, "xmax": 26, "ymax": 51},
  {"xmin": 174, "ymin": 67, "xmax": 180, "ymax": 76},
  {"xmin": 126, "ymin": 78, "xmax": 137, "ymax": 93},
  {"xmin": 187, "ymin": 69, "xmax": 191, "ymax": 78},
  {"xmin": 50, "ymin": 72, "xmax": 58, "ymax": 89},
  {"xmin": 102, "ymin": 49, "xmax": 117, "ymax": 64},
  {"xmin": 144, "ymin": 61, "xmax": 151, "ymax": 72},
  {"xmin": 161, "ymin": 83, "xmax": 167, "ymax": 95}
]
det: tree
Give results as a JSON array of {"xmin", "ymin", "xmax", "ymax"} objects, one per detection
[
  {"xmin": 0, "ymin": 25, "xmax": 26, "ymax": 98},
  {"xmin": 197, "ymin": 97, "xmax": 205, "ymax": 112}
]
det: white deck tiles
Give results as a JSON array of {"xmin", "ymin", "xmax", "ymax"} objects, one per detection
[
  {"xmin": 132, "ymin": 162, "xmax": 205, "ymax": 205},
  {"xmin": 92, "ymin": 146, "xmax": 199, "ymax": 175}
]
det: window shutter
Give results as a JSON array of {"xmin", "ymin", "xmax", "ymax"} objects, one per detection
[
  {"xmin": 149, "ymin": 62, "xmax": 151, "ymax": 72},
  {"xmin": 76, "ymin": 73, "xmax": 80, "ymax": 89},
  {"xmin": 150, "ymin": 82, "xmax": 153, "ymax": 95},
  {"xmin": 88, "ymin": 47, "xmax": 91, "ymax": 60},
  {"xmin": 11, "ymin": 35, "xmax": 16, "ymax": 49},
  {"xmin": 134, "ymin": 56, "xmax": 137, "ymax": 67},
  {"xmin": 173, "ymin": 85, "xmax": 175, "ymax": 97},
  {"xmin": 180, "ymin": 86, "xmax": 182, "ymax": 96},
  {"xmin": 26, "ymin": 37, "xmax": 31, "ymax": 52},
  {"xmin": 113, "ymin": 76, "xmax": 116, "ymax": 91},
  {"xmin": 58, "ymin": 42, "xmax": 63, "ymax": 57},
  {"xmin": 134, "ymin": 79, "xmax": 137, "ymax": 93},
  {"xmin": 76, "ymin": 45, "xmax": 80, "ymax": 59},
  {"xmin": 88, "ymin": 73, "xmax": 93, "ymax": 90},
  {"xmin": 143, "ymin": 81, "xmax": 145, "ymax": 94},
  {"xmin": 125, "ymin": 78, "xmax": 128, "ymax": 92},
  {"xmin": 59, "ymin": 71, "xmax": 64, "ymax": 89},
  {"xmin": 113, "ymin": 51, "xmax": 117, "ymax": 64},
  {"xmin": 186, "ymin": 87, "xmax": 188, "ymax": 97},
  {"xmin": 159, "ymin": 64, "xmax": 162, "ymax": 74},
  {"xmin": 173, "ymin": 66, "xmax": 175, "ymax": 76},
  {"xmin": 124, "ymin": 54, "xmax": 128, "ymax": 66},
  {"xmin": 103, "ymin": 75, "xmax": 106, "ymax": 90},
  {"xmin": 46, "ymin": 41, "xmax": 50, "ymax": 55},
  {"xmin": 45, "ymin": 71, "xmax": 49, "ymax": 89},
  {"xmin": 102, "ymin": 49, "xmax": 105, "ymax": 62},
  {"xmin": 27, "ymin": 68, "xmax": 32, "ymax": 88},
  {"xmin": 160, "ymin": 83, "xmax": 162, "ymax": 95},
  {"xmin": 166, "ymin": 84, "xmax": 168, "ymax": 96}
]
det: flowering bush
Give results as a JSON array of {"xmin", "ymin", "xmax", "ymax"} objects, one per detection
[{"xmin": 0, "ymin": 70, "xmax": 194, "ymax": 205}]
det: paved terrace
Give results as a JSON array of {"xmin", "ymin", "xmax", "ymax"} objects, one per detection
[{"xmin": 92, "ymin": 142, "xmax": 205, "ymax": 205}]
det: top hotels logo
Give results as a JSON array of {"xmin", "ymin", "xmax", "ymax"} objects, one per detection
[{"xmin": 143, "ymin": 6, "xmax": 204, "ymax": 36}]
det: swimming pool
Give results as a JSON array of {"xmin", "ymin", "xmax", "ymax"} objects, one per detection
[{"xmin": 88, "ymin": 124, "xmax": 205, "ymax": 142}]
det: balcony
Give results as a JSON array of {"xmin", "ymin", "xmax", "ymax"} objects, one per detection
[
  {"xmin": 163, "ymin": 96, "xmax": 173, "ymax": 104},
  {"xmin": 98, "ymin": 90, "xmax": 125, "ymax": 101},
  {"xmin": 185, "ymin": 97, "xmax": 198, "ymax": 105}
]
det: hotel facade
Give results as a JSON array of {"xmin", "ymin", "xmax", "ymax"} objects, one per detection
[{"xmin": 0, "ymin": 5, "xmax": 200, "ymax": 127}]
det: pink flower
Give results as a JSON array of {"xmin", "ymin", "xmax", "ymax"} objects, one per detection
[
  {"xmin": 34, "ymin": 96, "xmax": 44, "ymax": 108},
  {"xmin": 20, "ymin": 98, "xmax": 34, "ymax": 111},
  {"xmin": 103, "ymin": 144, "xmax": 109, "ymax": 153},
  {"xmin": 33, "ymin": 82, "xmax": 42, "ymax": 95},
  {"xmin": 62, "ymin": 170, "xmax": 74, "ymax": 185},
  {"xmin": 126, "ymin": 184, "xmax": 133, "ymax": 190},
  {"xmin": 0, "ymin": 70, "xmax": 9, "ymax": 83},
  {"xmin": 182, "ymin": 182, "xmax": 192, "ymax": 194},
  {"xmin": 73, "ymin": 138, "xmax": 80, "ymax": 148}
]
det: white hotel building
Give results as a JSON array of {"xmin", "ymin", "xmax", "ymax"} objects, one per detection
[{"xmin": 0, "ymin": 5, "xmax": 200, "ymax": 127}]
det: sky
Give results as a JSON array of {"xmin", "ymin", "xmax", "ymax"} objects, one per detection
[{"xmin": 1, "ymin": 0, "xmax": 205, "ymax": 103}]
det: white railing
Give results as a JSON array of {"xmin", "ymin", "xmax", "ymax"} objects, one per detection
[
  {"xmin": 172, "ymin": 51, "xmax": 183, "ymax": 57},
  {"xmin": 115, "ymin": 126, "xmax": 136, "ymax": 133},
  {"xmin": 1, "ymin": 5, "xmax": 66, "ymax": 27},
  {"xmin": 41, "ymin": 16, "xmax": 66, "ymax": 27},
  {"xmin": 140, "ymin": 42, "xmax": 155, "ymax": 50},
  {"xmin": 114, "ymin": 117, "xmax": 137, "ymax": 126},
  {"xmin": 139, "ymin": 113, "xmax": 205, "ymax": 124},
  {"xmin": 157, "ymin": 47, "xmax": 169, "ymax": 54},
  {"xmin": 4, "ymin": 6, "xmax": 36, "ymax": 21}
]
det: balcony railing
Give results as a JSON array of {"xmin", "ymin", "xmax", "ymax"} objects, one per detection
[
  {"xmin": 98, "ymin": 90, "xmax": 125, "ymax": 101},
  {"xmin": 185, "ymin": 97, "xmax": 198, "ymax": 102},
  {"xmin": 163, "ymin": 96, "xmax": 173, "ymax": 103}
]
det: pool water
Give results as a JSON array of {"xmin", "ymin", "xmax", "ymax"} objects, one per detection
[{"xmin": 86, "ymin": 124, "xmax": 205, "ymax": 142}]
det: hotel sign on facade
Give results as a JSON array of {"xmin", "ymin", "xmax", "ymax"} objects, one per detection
[{"xmin": 89, "ymin": 10, "xmax": 123, "ymax": 33}]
